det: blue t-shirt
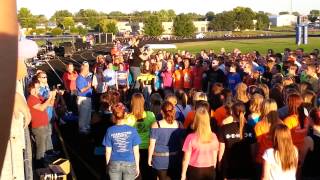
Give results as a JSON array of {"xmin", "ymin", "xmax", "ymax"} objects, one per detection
[
  {"xmin": 103, "ymin": 69, "xmax": 117, "ymax": 86},
  {"xmin": 150, "ymin": 125, "xmax": 185, "ymax": 169},
  {"xmin": 227, "ymin": 73, "xmax": 241, "ymax": 94},
  {"xmin": 102, "ymin": 125, "xmax": 141, "ymax": 162},
  {"xmin": 76, "ymin": 75, "xmax": 92, "ymax": 97},
  {"xmin": 247, "ymin": 115, "xmax": 260, "ymax": 127},
  {"xmin": 39, "ymin": 85, "xmax": 53, "ymax": 120}
]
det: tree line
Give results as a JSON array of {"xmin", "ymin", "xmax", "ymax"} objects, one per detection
[{"xmin": 18, "ymin": 7, "xmax": 320, "ymax": 37}]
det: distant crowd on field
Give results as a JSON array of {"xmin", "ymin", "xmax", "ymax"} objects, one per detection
[{"xmin": 25, "ymin": 36, "xmax": 320, "ymax": 180}]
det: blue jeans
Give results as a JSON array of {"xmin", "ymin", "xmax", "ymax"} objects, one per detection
[
  {"xmin": 130, "ymin": 67, "xmax": 141, "ymax": 89},
  {"xmin": 108, "ymin": 161, "xmax": 137, "ymax": 180},
  {"xmin": 77, "ymin": 96, "xmax": 92, "ymax": 133}
]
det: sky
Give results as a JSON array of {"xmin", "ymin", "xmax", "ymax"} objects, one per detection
[{"xmin": 17, "ymin": 0, "xmax": 319, "ymax": 18}]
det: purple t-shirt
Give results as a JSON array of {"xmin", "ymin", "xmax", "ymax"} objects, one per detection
[{"xmin": 161, "ymin": 70, "xmax": 173, "ymax": 88}]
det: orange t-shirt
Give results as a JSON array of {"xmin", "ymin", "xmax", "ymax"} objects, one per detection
[
  {"xmin": 214, "ymin": 106, "xmax": 227, "ymax": 126},
  {"xmin": 183, "ymin": 110, "xmax": 215, "ymax": 129},
  {"xmin": 284, "ymin": 115, "xmax": 308, "ymax": 151},
  {"xmin": 173, "ymin": 69, "xmax": 184, "ymax": 89},
  {"xmin": 254, "ymin": 120, "xmax": 272, "ymax": 164},
  {"xmin": 184, "ymin": 111, "xmax": 196, "ymax": 128},
  {"xmin": 182, "ymin": 68, "xmax": 192, "ymax": 89}
]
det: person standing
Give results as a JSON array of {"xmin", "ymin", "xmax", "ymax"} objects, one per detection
[
  {"xmin": 125, "ymin": 93, "xmax": 156, "ymax": 180},
  {"xmin": 218, "ymin": 102, "xmax": 256, "ymax": 179},
  {"xmin": 27, "ymin": 80, "xmax": 55, "ymax": 167},
  {"xmin": 76, "ymin": 62, "xmax": 93, "ymax": 134},
  {"xmin": 261, "ymin": 124, "xmax": 298, "ymax": 180},
  {"xmin": 181, "ymin": 107, "xmax": 219, "ymax": 180},
  {"xmin": 62, "ymin": 63, "xmax": 78, "ymax": 113},
  {"xmin": 103, "ymin": 103, "xmax": 141, "ymax": 180},
  {"xmin": 103, "ymin": 62, "xmax": 117, "ymax": 91},
  {"xmin": 148, "ymin": 101, "xmax": 185, "ymax": 180},
  {"xmin": 128, "ymin": 37, "xmax": 142, "ymax": 89}
]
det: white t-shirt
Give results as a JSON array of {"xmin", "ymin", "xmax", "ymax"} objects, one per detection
[{"xmin": 262, "ymin": 148, "xmax": 297, "ymax": 180}]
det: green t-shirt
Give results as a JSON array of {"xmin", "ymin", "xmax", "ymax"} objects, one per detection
[{"xmin": 125, "ymin": 111, "xmax": 156, "ymax": 149}]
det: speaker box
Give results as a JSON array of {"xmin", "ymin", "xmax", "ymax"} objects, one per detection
[
  {"xmin": 100, "ymin": 33, "xmax": 107, "ymax": 44},
  {"xmin": 106, "ymin": 33, "xmax": 113, "ymax": 44},
  {"xmin": 63, "ymin": 42, "xmax": 74, "ymax": 57}
]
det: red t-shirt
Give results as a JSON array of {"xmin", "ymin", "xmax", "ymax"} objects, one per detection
[
  {"xmin": 27, "ymin": 95, "xmax": 49, "ymax": 128},
  {"xmin": 173, "ymin": 69, "xmax": 184, "ymax": 89},
  {"xmin": 183, "ymin": 68, "xmax": 192, "ymax": 89},
  {"xmin": 62, "ymin": 71, "xmax": 78, "ymax": 91},
  {"xmin": 192, "ymin": 67, "xmax": 203, "ymax": 90}
]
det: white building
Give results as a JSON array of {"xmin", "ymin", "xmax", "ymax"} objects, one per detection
[
  {"xmin": 269, "ymin": 14, "xmax": 297, "ymax": 26},
  {"xmin": 116, "ymin": 20, "xmax": 209, "ymax": 35}
]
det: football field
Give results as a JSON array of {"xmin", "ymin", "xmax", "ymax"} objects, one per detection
[{"xmin": 174, "ymin": 37, "xmax": 320, "ymax": 54}]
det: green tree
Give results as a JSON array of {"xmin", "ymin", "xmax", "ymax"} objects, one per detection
[
  {"xmin": 255, "ymin": 12, "xmax": 270, "ymax": 30},
  {"xmin": 51, "ymin": 10, "xmax": 73, "ymax": 26},
  {"xmin": 279, "ymin": 11, "xmax": 290, "ymax": 15},
  {"xmin": 70, "ymin": 26, "xmax": 79, "ymax": 34},
  {"xmin": 308, "ymin": 10, "xmax": 320, "ymax": 22},
  {"xmin": 143, "ymin": 15, "xmax": 164, "ymax": 36},
  {"xmin": 233, "ymin": 7, "xmax": 255, "ymax": 30},
  {"xmin": 77, "ymin": 26, "xmax": 88, "ymax": 36},
  {"xmin": 62, "ymin": 17, "xmax": 75, "ymax": 30},
  {"xmin": 18, "ymin": 7, "xmax": 37, "ymax": 28},
  {"xmin": 51, "ymin": 27, "xmax": 63, "ymax": 36},
  {"xmin": 209, "ymin": 11, "xmax": 235, "ymax": 31},
  {"xmin": 205, "ymin": 11, "xmax": 215, "ymax": 21},
  {"xmin": 173, "ymin": 14, "xmax": 196, "ymax": 37},
  {"xmin": 75, "ymin": 9, "xmax": 100, "ymax": 28},
  {"xmin": 98, "ymin": 19, "xmax": 118, "ymax": 34}
]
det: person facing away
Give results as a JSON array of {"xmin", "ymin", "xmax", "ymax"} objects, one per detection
[
  {"xmin": 261, "ymin": 124, "xmax": 298, "ymax": 180},
  {"xmin": 181, "ymin": 107, "xmax": 219, "ymax": 180},
  {"xmin": 148, "ymin": 101, "xmax": 185, "ymax": 180},
  {"xmin": 103, "ymin": 103, "xmax": 141, "ymax": 180}
]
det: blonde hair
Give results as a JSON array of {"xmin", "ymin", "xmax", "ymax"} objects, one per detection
[
  {"xmin": 261, "ymin": 99, "xmax": 278, "ymax": 119},
  {"xmin": 249, "ymin": 94, "xmax": 264, "ymax": 114},
  {"xmin": 131, "ymin": 93, "xmax": 145, "ymax": 120},
  {"xmin": 272, "ymin": 124, "xmax": 298, "ymax": 171},
  {"xmin": 235, "ymin": 83, "xmax": 249, "ymax": 103},
  {"xmin": 192, "ymin": 92, "xmax": 208, "ymax": 107},
  {"xmin": 193, "ymin": 107, "xmax": 212, "ymax": 143}
]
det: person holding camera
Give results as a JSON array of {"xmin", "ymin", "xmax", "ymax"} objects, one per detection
[
  {"xmin": 27, "ymin": 79, "xmax": 56, "ymax": 167},
  {"xmin": 76, "ymin": 61, "xmax": 93, "ymax": 134}
]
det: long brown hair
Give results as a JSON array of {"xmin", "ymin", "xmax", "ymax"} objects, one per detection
[
  {"xmin": 287, "ymin": 93, "xmax": 303, "ymax": 115},
  {"xmin": 161, "ymin": 101, "xmax": 176, "ymax": 124},
  {"xmin": 232, "ymin": 102, "xmax": 246, "ymax": 139},
  {"xmin": 131, "ymin": 93, "xmax": 145, "ymax": 120},
  {"xmin": 193, "ymin": 107, "xmax": 212, "ymax": 143},
  {"xmin": 272, "ymin": 124, "xmax": 298, "ymax": 171}
]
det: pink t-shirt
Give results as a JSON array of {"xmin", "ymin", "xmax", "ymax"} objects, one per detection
[{"xmin": 182, "ymin": 133, "xmax": 219, "ymax": 167}]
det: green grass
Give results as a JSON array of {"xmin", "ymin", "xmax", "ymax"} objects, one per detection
[{"xmin": 174, "ymin": 37, "xmax": 320, "ymax": 54}]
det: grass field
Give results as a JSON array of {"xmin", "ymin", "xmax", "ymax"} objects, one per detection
[{"xmin": 174, "ymin": 37, "xmax": 320, "ymax": 54}]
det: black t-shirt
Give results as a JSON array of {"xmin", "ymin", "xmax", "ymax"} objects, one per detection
[
  {"xmin": 130, "ymin": 46, "xmax": 142, "ymax": 67},
  {"xmin": 302, "ymin": 133, "xmax": 320, "ymax": 177},
  {"xmin": 218, "ymin": 122, "xmax": 256, "ymax": 178},
  {"xmin": 206, "ymin": 68, "xmax": 226, "ymax": 85}
]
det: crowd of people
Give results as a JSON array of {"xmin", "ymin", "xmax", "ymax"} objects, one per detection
[{"xmin": 23, "ymin": 36, "xmax": 320, "ymax": 180}]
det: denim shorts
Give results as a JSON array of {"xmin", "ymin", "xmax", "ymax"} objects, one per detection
[{"xmin": 108, "ymin": 161, "xmax": 137, "ymax": 180}]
